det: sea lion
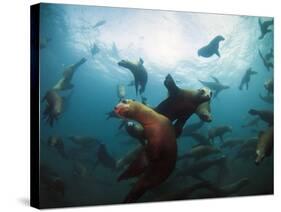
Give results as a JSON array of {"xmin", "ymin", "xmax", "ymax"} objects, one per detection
[
  {"xmin": 94, "ymin": 143, "xmax": 116, "ymax": 171},
  {"xmin": 47, "ymin": 136, "xmax": 67, "ymax": 159},
  {"xmin": 177, "ymin": 156, "xmax": 227, "ymax": 178},
  {"xmin": 53, "ymin": 57, "xmax": 87, "ymax": 91},
  {"xmin": 198, "ymin": 76, "xmax": 229, "ymax": 98},
  {"xmin": 255, "ymin": 127, "xmax": 273, "ymax": 165},
  {"xmin": 195, "ymin": 100, "xmax": 212, "ymax": 122},
  {"xmin": 220, "ymin": 138, "xmax": 245, "ymax": 149},
  {"xmin": 115, "ymin": 145, "xmax": 144, "ymax": 171},
  {"xmin": 259, "ymin": 93, "xmax": 273, "ymax": 104},
  {"xmin": 40, "ymin": 37, "xmax": 52, "ymax": 49},
  {"xmin": 124, "ymin": 121, "xmax": 146, "ymax": 145},
  {"xmin": 258, "ymin": 18, "xmax": 273, "ymax": 40},
  {"xmin": 198, "ymin": 35, "xmax": 225, "ymax": 58},
  {"xmin": 264, "ymin": 78, "xmax": 273, "ymax": 94},
  {"xmin": 42, "ymin": 89, "xmax": 64, "ymax": 127},
  {"xmin": 248, "ymin": 109, "xmax": 273, "ymax": 126},
  {"xmin": 117, "ymin": 84, "xmax": 126, "ymax": 101},
  {"xmin": 241, "ymin": 117, "xmax": 260, "ymax": 128},
  {"xmin": 178, "ymin": 145, "xmax": 221, "ymax": 161},
  {"xmin": 181, "ymin": 120, "xmax": 205, "ymax": 137},
  {"xmin": 208, "ymin": 125, "xmax": 232, "ymax": 144},
  {"xmin": 258, "ymin": 50, "xmax": 273, "ymax": 72},
  {"xmin": 155, "ymin": 74, "xmax": 212, "ymax": 137},
  {"xmin": 189, "ymin": 132, "xmax": 211, "ymax": 146},
  {"xmin": 68, "ymin": 136, "xmax": 100, "ymax": 149},
  {"xmin": 239, "ymin": 68, "xmax": 257, "ymax": 90},
  {"xmin": 114, "ymin": 99, "xmax": 177, "ymax": 203},
  {"xmin": 118, "ymin": 58, "xmax": 148, "ymax": 95}
]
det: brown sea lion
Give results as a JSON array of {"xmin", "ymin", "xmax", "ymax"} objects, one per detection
[
  {"xmin": 248, "ymin": 109, "xmax": 273, "ymax": 126},
  {"xmin": 208, "ymin": 125, "xmax": 232, "ymax": 144},
  {"xmin": 53, "ymin": 57, "xmax": 87, "ymax": 91},
  {"xmin": 42, "ymin": 89, "xmax": 64, "ymax": 127},
  {"xmin": 155, "ymin": 74, "xmax": 212, "ymax": 137},
  {"xmin": 239, "ymin": 68, "xmax": 257, "ymax": 90},
  {"xmin": 255, "ymin": 127, "xmax": 273, "ymax": 165},
  {"xmin": 114, "ymin": 99, "xmax": 177, "ymax": 203}
]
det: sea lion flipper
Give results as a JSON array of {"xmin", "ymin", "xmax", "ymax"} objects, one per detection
[
  {"xmin": 215, "ymin": 49, "xmax": 221, "ymax": 57},
  {"xmin": 164, "ymin": 74, "xmax": 179, "ymax": 97},
  {"xmin": 118, "ymin": 150, "xmax": 148, "ymax": 181}
]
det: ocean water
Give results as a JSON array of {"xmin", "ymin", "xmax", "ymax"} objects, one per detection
[{"xmin": 38, "ymin": 3, "xmax": 273, "ymax": 208}]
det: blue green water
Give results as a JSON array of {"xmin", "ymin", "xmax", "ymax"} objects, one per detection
[{"xmin": 38, "ymin": 3, "xmax": 273, "ymax": 208}]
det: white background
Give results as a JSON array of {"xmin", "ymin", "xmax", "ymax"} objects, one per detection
[{"xmin": 0, "ymin": 0, "xmax": 279, "ymax": 211}]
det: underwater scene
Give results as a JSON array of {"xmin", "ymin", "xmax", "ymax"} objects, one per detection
[{"xmin": 38, "ymin": 3, "xmax": 274, "ymax": 208}]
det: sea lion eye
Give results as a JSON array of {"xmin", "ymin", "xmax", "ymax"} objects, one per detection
[{"xmin": 122, "ymin": 99, "xmax": 128, "ymax": 104}]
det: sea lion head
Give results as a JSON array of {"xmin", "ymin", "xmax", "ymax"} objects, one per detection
[
  {"xmin": 195, "ymin": 87, "xmax": 212, "ymax": 103},
  {"xmin": 114, "ymin": 99, "xmax": 139, "ymax": 119},
  {"xmin": 215, "ymin": 35, "xmax": 225, "ymax": 42},
  {"xmin": 118, "ymin": 60, "xmax": 134, "ymax": 69}
]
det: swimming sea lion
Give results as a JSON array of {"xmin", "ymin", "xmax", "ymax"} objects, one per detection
[
  {"xmin": 68, "ymin": 136, "xmax": 100, "ymax": 149},
  {"xmin": 155, "ymin": 74, "xmax": 212, "ymax": 137},
  {"xmin": 255, "ymin": 127, "xmax": 273, "ymax": 165},
  {"xmin": 47, "ymin": 136, "xmax": 68, "ymax": 159},
  {"xmin": 208, "ymin": 125, "xmax": 232, "ymax": 144},
  {"xmin": 258, "ymin": 50, "xmax": 273, "ymax": 72},
  {"xmin": 239, "ymin": 68, "xmax": 257, "ymax": 90},
  {"xmin": 114, "ymin": 99, "xmax": 177, "ymax": 203},
  {"xmin": 241, "ymin": 117, "xmax": 260, "ymax": 128},
  {"xmin": 118, "ymin": 58, "xmax": 148, "ymax": 95},
  {"xmin": 198, "ymin": 76, "xmax": 229, "ymax": 98},
  {"xmin": 42, "ymin": 89, "xmax": 64, "ymax": 127},
  {"xmin": 258, "ymin": 18, "xmax": 273, "ymax": 40},
  {"xmin": 178, "ymin": 145, "xmax": 221, "ymax": 161},
  {"xmin": 259, "ymin": 93, "xmax": 273, "ymax": 104},
  {"xmin": 181, "ymin": 120, "xmax": 205, "ymax": 137},
  {"xmin": 53, "ymin": 57, "xmax": 87, "ymax": 91},
  {"xmin": 198, "ymin": 35, "xmax": 225, "ymax": 58},
  {"xmin": 248, "ymin": 109, "xmax": 273, "ymax": 126},
  {"xmin": 220, "ymin": 138, "xmax": 245, "ymax": 149},
  {"xmin": 264, "ymin": 78, "xmax": 273, "ymax": 94}
]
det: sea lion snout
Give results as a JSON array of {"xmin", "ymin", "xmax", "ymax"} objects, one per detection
[{"xmin": 114, "ymin": 100, "xmax": 131, "ymax": 118}]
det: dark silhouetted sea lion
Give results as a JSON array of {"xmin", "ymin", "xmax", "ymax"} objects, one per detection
[
  {"xmin": 259, "ymin": 93, "xmax": 273, "ymax": 104},
  {"xmin": 178, "ymin": 145, "xmax": 221, "ymax": 161},
  {"xmin": 118, "ymin": 58, "xmax": 148, "ymax": 95},
  {"xmin": 241, "ymin": 117, "xmax": 260, "ymax": 128},
  {"xmin": 198, "ymin": 35, "xmax": 225, "ymax": 58},
  {"xmin": 264, "ymin": 78, "xmax": 273, "ymax": 94},
  {"xmin": 47, "ymin": 136, "xmax": 68, "ymax": 159},
  {"xmin": 208, "ymin": 125, "xmax": 232, "ymax": 144},
  {"xmin": 258, "ymin": 18, "xmax": 273, "ymax": 40},
  {"xmin": 239, "ymin": 68, "xmax": 257, "ymax": 90},
  {"xmin": 68, "ymin": 136, "xmax": 100, "ymax": 149},
  {"xmin": 181, "ymin": 121, "xmax": 205, "ymax": 137},
  {"xmin": 114, "ymin": 99, "xmax": 177, "ymax": 203},
  {"xmin": 155, "ymin": 74, "xmax": 212, "ymax": 137},
  {"xmin": 248, "ymin": 109, "xmax": 273, "ymax": 126},
  {"xmin": 258, "ymin": 50, "xmax": 273, "ymax": 72},
  {"xmin": 42, "ymin": 89, "xmax": 64, "ymax": 127},
  {"xmin": 53, "ymin": 57, "xmax": 87, "ymax": 91},
  {"xmin": 220, "ymin": 138, "xmax": 245, "ymax": 149},
  {"xmin": 189, "ymin": 132, "xmax": 211, "ymax": 146},
  {"xmin": 198, "ymin": 76, "xmax": 229, "ymax": 98},
  {"xmin": 255, "ymin": 127, "xmax": 273, "ymax": 165}
]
